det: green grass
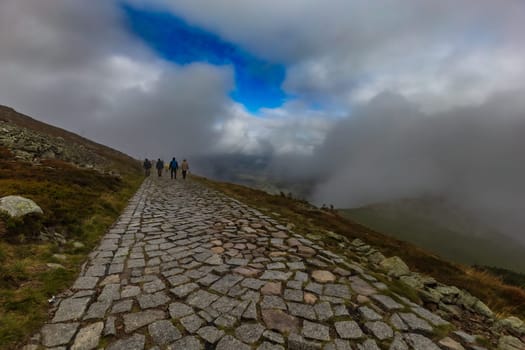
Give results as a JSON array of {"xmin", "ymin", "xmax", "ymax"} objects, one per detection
[
  {"xmin": 339, "ymin": 198, "xmax": 525, "ymax": 273},
  {"xmin": 0, "ymin": 147, "xmax": 142, "ymax": 349}
]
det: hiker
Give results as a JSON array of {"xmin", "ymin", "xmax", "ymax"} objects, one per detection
[
  {"xmin": 156, "ymin": 158, "xmax": 164, "ymax": 177},
  {"xmin": 143, "ymin": 158, "xmax": 151, "ymax": 177},
  {"xmin": 181, "ymin": 159, "xmax": 189, "ymax": 180},
  {"xmin": 169, "ymin": 157, "xmax": 179, "ymax": 179}
]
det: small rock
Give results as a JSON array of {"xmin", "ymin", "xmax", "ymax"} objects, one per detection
[
  {"xmin": 379, "ymin": 256, "xmax": 410, "ymax": 277},
  {"xmin": 304, "ymin": 292, "xmax": 317, "ymax": 304},
  {"xmin": 497, "ymin": 335, "xmax": 524, "ymax": 350},
  {"xmin": 73, "ymin": 241, "xmax": 85, "ymax": 248},
  {"xmin": 311, "ymin": 270, "xmax": 336, "ymax": 283},
  {"xmin": 438, "ymin": 337, "xmax": 465, "ymax": 350},
  {"xmin": 46, "ymin": 263, "xmax": 65, "ymax": 269},
  {"xmin": 261, "ymin": 282, "xmax": 282, "ymax": 295},
  {"xmin": 261, "ymin": 309, "xmax": 300, "ymax": 333}
]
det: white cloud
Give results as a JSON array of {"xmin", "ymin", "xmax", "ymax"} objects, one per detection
[{"xmin": 215, "ymin": 102, "xmax": 334, "ymax": 156}]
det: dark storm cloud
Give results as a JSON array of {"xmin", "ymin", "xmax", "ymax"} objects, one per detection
[
  {"xmin": 1, "ymin": 0, "xmax": 525, "ymax": 244},
  {"xmin": 307, "ymin": 91, "xmax": 525, "ymax": 242},
  {"xmin": 0, "ymin": 0, "xmax": 234, "ymax": 159}
]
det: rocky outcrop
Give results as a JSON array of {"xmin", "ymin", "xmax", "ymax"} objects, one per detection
[
  {"xmin": 0, "ymin": 104, "xmax": 141, "ymax": 175},
  {"xmin": 0, "ymin": 120, "xmax": 110, "ymax": 171},
  {"xmin": 0, "ymin": 195, "xmax": 43, "ymax": 218},
  {"xmin": 330, "ymin": 237, "xmax": 524, "ymax": 347}
]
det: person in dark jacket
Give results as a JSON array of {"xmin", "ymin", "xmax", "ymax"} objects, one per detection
[
  {"xmin": 156, "ymin": 158, "xmax": 164, "ymax": 177},
  {"xmin": 143, "ymin": 158, "xmax": 151, "ymax": 177},
  {"xmin": 169, "ymin": 157, "xmax": 179, "ymax": 179}
]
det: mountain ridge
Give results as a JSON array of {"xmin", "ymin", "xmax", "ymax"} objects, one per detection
[{"xmin": 0, "ymin": 104, "xmax": 140, "ymax": 174}]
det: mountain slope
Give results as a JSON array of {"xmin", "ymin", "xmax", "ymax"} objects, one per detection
[
  {"xmin": 0, "ymin": 105, "xmax": 141, "ymax": 175},
  {"xmin": 197, "ymin": 177, "xmax": 525, "ymax": 316},
  {"xmin": 0, "ymin": 105, "xmax": 142, "ymax": 349},
  {"xmin": 339, "ymin": 198, "xmax": 525, "ymax": 273}
]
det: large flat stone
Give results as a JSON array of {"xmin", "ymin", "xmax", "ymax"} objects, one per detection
[
  {"xmin": 137, "ymin": 291, "xmax": 170, "ymax": 309},
  {"xmin": 169, "ymin": 336, "xmax": 203, "ymax": 350},
  {"xmin": 72, "ymin": 277, "xmax": 99, "ymax": 290},
  {"xmin": 302, "ymin": 320, "xmax": 330, "ymax": 341},
  {"xmin": 123, "ymin": 309, "xmax": 166, "ymax": 333},
  {"xmin": 335, "ymin": 321, "xmax": 364, "ymax": 339},
  {"xmin": 107, "ymin": 334, "xmax": 145, "ymax": 350},
  {"xmin": 261, "ymin": 309, "xmax": 300, "ymax": 334},
  {"xmin": 52, "ymin": 297, "xmax": 91, "ymax": 322},
  {"xmin": 149, "ymin": 320, "xmax": 182, "ymax": 345},
  {"xmin": 216, "ymin": 335, "xmax": 251, "ymax": 350},
  {"xmin": 235, "ymin": 323, "xmax": 265, "ymax": 344},
  {"xmin": 41, "ymin": 322, "xmax": 79, "ymax": 347},
  {"xmin": 71, "ymin": 322, "xmax": 103, "ymax": 350}
]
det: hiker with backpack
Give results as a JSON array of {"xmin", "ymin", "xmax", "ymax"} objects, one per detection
[
  {"xmin": 169, "ymin": 157, "xmax": 179, "ymax": 179},
  {"xmin": 143, "ymin": 158, "xmax": 151, "ymax": 177},
  {"xmin": 156, "ymin": 158, "xmax": 164, "ymax": 177}
]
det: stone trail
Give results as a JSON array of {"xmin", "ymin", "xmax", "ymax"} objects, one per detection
[{"xmin": 25, "ymin": 176, "xmax": 496, "ymax": 349}]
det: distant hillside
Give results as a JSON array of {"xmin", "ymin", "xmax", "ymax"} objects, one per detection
[
  {"xmin": 0, "ymin": 105, "xmax": 141, "ymax": 175},
  {"xmin": 339, "ymin": 197, "xmax": 525, "ymax": 273},
  {"xmin": 193, "ymin": 154, "xmax": 316, "ymax": 199}
]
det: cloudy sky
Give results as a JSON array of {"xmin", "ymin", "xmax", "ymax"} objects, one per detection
[{"xmin": 1, "ymin": 1, "xmax": 525, "ymax": 241}]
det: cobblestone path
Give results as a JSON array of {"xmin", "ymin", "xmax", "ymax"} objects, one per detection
[{"xmin": 28, "ymin": 177, "xmax": 482, "ymax": 349}]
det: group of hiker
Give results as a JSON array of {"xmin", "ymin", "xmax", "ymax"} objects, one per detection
[{"xmin": 143, "ymin": 157, "xmax": 189, "ymax": 180}]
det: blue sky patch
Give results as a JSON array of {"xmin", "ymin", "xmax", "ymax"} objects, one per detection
[{"xmin": 122, "ymin": 4, "xmax": 288, "ymax": 112}]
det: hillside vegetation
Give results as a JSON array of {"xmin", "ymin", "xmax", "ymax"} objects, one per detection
[
  {"xmin": 339, "ymin": 198, "xmax": 525, "ymax": 273},
  {"xmin": 195, "ymin": 176, "xmax": 525, "ymax": 321},
  {"xmin": 0, "ymin": 106, "xmax": 142, "ymax": 349}
]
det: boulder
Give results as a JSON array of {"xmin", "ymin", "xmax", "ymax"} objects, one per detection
[
  {"xmin": 0, "ymin": 195, "xmax": 43, "ymax": 218},
  {"xmin": 400, "ymin": 274, "xmax": 425, "ymax": 289},
  {"xmin": 367, "ymin": 251, "xmax": 386, "ymax": 264},
  {"xmin": 495, "ymin": 316, "xmax": 525, "ymax": 336},
  {"xmin": 497, "ymin": 335, "xmax": 524, "ymax": 350},
  {"xmin": 379, "ymin": 256, "xmax": 410, "ymax": 277},
  {"xmin": 473, "ymin": 300, "xmax": 493, "ymax": 318}
]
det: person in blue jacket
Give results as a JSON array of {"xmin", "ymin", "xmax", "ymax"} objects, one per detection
[{"xmin": 169, "ymin": 157, "xmax": 179, "ymax": 179}]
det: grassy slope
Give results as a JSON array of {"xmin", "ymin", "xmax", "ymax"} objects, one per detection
[
  {"xmin": 0, "ymin": 147, "xmax": 142, "ymax": 349},
  {"xmin": 0, "ymin": 106, "xmax": 144, "ymax": 349},
  {"xmin": 338, "ymin": 199, "xmax": 525, "ymax": 273},
  {"xmin": 194, "ymin": 176, "xmax": 525, "ymax": 319}
]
